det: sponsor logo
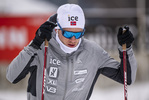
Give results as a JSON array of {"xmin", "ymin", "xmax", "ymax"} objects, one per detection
[
  {"xmin": 49, "ymin": 67, "xmax": 58, "ymax": 78},
  {"xmin": 77, "ymin": 59, "xmax": 82, "ymax": 64},
  {"xmin": 74, "ymin": 69, "xmax": 87, "ymax": 75},
  {"xmin": 46, "ymin": 86, "xmax": 57, "ymax": 94},
  {"xmin": 47, "ymin": 79, "xmax": 57, "ymax": 86},
  {"xmin": 68, "ymin": 15, "xmax": 78, "ymax": 21},
  {"xmin": 75, "ymin": 78, "xmax": 85, "ymax": 84},
  {"xmin": 45, "ymin": 57, "xmax": 61, "ymax": 94},
  {"xmin": 49, "ymin": 58, "xmax": 61, "ymax": 66},
  {"xmin": 68, "ymin": 15, "xmax": 78, "ymax": 26},
  {"xmin": 72, "ymin": 86, "xmax": 84, "ymax": 92}
]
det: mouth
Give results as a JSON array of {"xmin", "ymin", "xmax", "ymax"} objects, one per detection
[{"xmin": 68, "ymin": 44, "xmax": 76, "ymax": 48}]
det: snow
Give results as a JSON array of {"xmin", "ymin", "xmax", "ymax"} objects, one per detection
[
  {"xmin": 90, "ymin": 82, "xmax": 149, "ymax": 100},
  {"xmin": 0, "ymin": 90, "xmax": 27, "ymax": 100},
  {"xmin": 0, "ymin": 82, "xmax": 149, "ymax": 100}
]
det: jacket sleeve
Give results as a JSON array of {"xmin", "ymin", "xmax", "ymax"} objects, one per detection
[
  {"xmin": 98, "ymin": 46, "xmax": 137, "ymax": 85},
  {"xmin": 6, "ymin": 44, "xmax": 39, "ymax": 84}
]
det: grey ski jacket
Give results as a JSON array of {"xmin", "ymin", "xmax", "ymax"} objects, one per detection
[{"xmin": 6, "ymin": 35, "xmax": 137, "ymax": 100}]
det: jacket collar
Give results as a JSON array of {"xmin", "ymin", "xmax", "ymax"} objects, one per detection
[{"xmin": 49, "ymin": 32, "xmax": 84, "ymax": 57}]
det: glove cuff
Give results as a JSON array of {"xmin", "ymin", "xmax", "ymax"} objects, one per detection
[
  {"xmin": 30, "ymin": 35, "xmax": 44, "ymax": 49},
  {"xmin": 118, "ymin": 44, "xmax": 132, "ymax": 52}
]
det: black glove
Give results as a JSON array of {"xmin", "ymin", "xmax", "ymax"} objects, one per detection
[
  {"xmin": 30, "ymin": 14, "xmax": 57, "ymax": 49},
  {"xmin": 117, "ymin": 26, "xmax": 134, "ymax": 48}
]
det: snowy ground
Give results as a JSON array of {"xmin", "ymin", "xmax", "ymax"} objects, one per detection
[
  {"xmin": 90, "ymin": 82, "xmax": 149, "ymax": 100},
  {"xmin": 0, "ymin": 82, "xmax": 149, "ymax": 100}
]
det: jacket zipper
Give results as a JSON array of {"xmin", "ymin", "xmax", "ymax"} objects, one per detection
[
  {"xmin": 71, "ymin": 59, "xmax": 73, "ymax": 81},
  {"xmin": 63, "ymin": 56, "xmax": 69, "ymax": 100}
]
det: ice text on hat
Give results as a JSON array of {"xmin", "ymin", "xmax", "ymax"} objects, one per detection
[{"xmin": 68, "ymin": 15, "xmax": 78, "ymax": 26}]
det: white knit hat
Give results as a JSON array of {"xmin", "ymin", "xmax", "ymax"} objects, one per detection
[{"xmin": 56, "ymin": 4, "xmax": 85, "ymax": 29}]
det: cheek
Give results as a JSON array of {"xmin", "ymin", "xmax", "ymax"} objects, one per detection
[
  {"xmin": 58, "ymin": 33, "xmax": 69, "ymax": 44},
  {"xmin": 76, "ymin": 39, "xmax": 79, "ymax": 43}
]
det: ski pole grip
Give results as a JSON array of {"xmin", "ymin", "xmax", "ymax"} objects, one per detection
[
  {"xmin": 122, "ymin": 29, "xmax": 126, "ymax": 51},
  {"xmin": 45, "ymin": 39, "xmax": 48, "ymax": 47}
]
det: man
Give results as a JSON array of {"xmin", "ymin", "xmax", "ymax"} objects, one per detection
[{"xmin": 6, "ymin": 4, "xmax": 137, "ymax": 100}]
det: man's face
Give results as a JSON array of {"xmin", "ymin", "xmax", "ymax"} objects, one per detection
[{"xmin": 57, "ymin": 28, "xmax": 83, "ymax": 48}]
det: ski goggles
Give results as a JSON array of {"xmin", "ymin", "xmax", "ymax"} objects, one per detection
[{"xmin": 57, "ymin": 22, "xmax": 85, "ymax": 39}]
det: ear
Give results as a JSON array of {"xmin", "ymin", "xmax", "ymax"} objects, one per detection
[{"xmin": 55, "ymin": 29, "xmax": 58, "ymax": 33}]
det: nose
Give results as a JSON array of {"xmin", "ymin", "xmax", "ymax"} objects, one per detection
[{"xmin": 70, "ymin": 36, "xmax": 76, "ymax": 42}]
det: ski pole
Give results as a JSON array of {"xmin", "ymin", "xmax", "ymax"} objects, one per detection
[
  {"xmin": 41, "ymin": 39, "xmax": 48, "ymax": 100},
  {"xmin": 122, "ymin": 29, "xmax": 128, "ymax": 100}
]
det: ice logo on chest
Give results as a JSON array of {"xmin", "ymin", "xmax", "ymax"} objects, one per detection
[
  {"xmin": 45, "ymin": 58, "xmax": 61, "ymax": 94},
  {"xmin": 49, "ymin": 58, "xmax": 61, "ymax": 65},
  {"xmin": 49, "ymin": 58, "xmax": 61, "ymax": 78}
]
